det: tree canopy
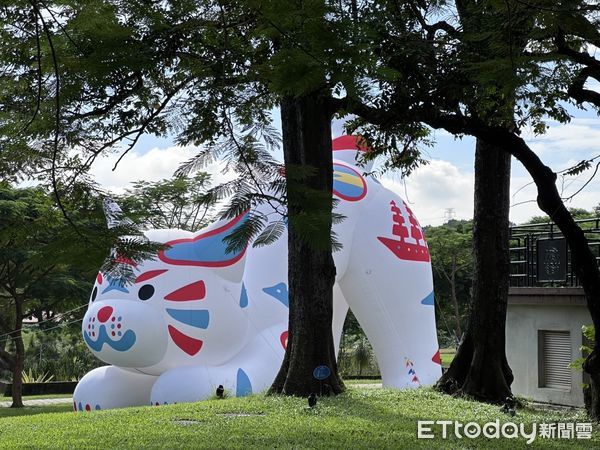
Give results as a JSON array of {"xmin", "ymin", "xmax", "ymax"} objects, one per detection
[{"xmin": 0, "ymin": 183, "xmax": 98, "ymax": 406}]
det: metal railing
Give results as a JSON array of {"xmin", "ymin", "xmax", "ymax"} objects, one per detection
[{"xmin": 509, "ymin": 217, "xmax": 600, "ymax": 287}]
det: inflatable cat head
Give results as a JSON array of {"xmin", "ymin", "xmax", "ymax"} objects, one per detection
[{"xmin": 82, "ymin": 207, "xmax": 251, "ymax": 375}]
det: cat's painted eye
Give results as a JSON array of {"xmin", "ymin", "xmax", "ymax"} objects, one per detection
[{"xmin": 138, "ymin": 284, "xmax": 155, "ymax": 301}]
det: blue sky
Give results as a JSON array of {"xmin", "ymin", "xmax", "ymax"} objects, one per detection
[{"xmin": 90, "ymin": 104, "xmax": 600, "ymax": 227}]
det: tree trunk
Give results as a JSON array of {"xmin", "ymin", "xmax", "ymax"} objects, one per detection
[
  {"xmin": 10, "ymin": 349, "xmax": 24, "ymax": 408},
  {"xmin": 269, "ymin": 90, "xmax": 345, "ymax": 397},
  {"xmin": 10, "ymin": 301, "xmax": 24, "ymax": 408},
  {"xmin": 436, "ymin": 139, "xmax": 513, "ymax": 402}
]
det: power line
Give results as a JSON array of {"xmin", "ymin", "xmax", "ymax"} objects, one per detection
[
  {"xmin": 0, "ymin": 317, "xmax": 84, "ymax": 347},
  {"xmin": 0, "ymin": 303, "xmax": 87, "ymax": 343}
]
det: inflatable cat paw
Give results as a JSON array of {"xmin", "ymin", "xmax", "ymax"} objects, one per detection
[{"xmin": 73, "ymin": 135, "xmax": 441, "ymax": 411}]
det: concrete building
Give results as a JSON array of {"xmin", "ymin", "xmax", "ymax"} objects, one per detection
[{"xmin": 507, "ymin": 287, "xmax": 590, "ymax": 407}]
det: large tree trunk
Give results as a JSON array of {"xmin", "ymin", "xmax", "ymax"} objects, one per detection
[
  {"xmin": 436, "ymin": 139, "xmax": 513, "ymax": 402},
  {"xmin": 269, "ymin": 90, "xmax": 345, "ymax": 397}
]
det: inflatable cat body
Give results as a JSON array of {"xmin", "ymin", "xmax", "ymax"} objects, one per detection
[{"xmin": 73, "ymin": 135, "xmax": 441, "ymax": 411}]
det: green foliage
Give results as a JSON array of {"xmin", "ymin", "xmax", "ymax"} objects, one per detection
[
  {"xmin": 424, "ymin": 220, "xmax": 474, "ymax": 343},
  {"xmin": 338, "ymin": 334, "xmax": 379, "ymax": 378},
  {"xmin": 0, "ymin": 183, "xmax": 116, "ymax": 396},
  {"xmin": 338, "ymin": 312, "xmax": 379, "ymax": 377},
  {"xmin": 252, "ymin": 220, "xmax": 286, "ymax": 248},
  {"xmin": 525, "ymin": 206, "xmax": 599, "ymax": 225},
  {"xmin": 340, "ymin": 0, "xmax": 599, "ymax": 172},
  {"xmin": 176, "ymin": 123, "xmax": 289, "ymax": 252},
  {"xmin": 24, "ymin": 329, "xmax": 101, "ymax": 382},
  {"xmin": 0, "ymin": 184, "xmax": 97, "ymax": 316},
  {"xmin": 119, "ymin": 173, "xmax": 215, "ymax": 232},
  {"xmin": 21, "ymin": 369, "xmax": 54, "ymax": 384},
  {"xmin": 564, "ymin": 160, "xmax": 594, "ymax": 177},
  {"xmin": 570, "ymin": 324, "xmax": 595, "ymax": 374}
]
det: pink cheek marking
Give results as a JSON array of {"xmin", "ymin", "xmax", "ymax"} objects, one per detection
[{"xmin": 97, "ymin": 306, "xmax": 113, "ymax": 323}]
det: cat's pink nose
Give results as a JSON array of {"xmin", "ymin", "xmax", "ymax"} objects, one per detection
[{"xmin": 97, "ymin": 306, "xmax": 113, "ymax": 323}]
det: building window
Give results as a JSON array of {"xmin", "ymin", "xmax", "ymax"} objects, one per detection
[{"xmin": 538, "ymin": 330, "xmax": 572, "ymax": 390}]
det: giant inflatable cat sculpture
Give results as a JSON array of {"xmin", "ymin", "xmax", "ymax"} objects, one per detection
[{"xmin": 73, "ymin": 135, "xmax": 441, "ymax": 411}]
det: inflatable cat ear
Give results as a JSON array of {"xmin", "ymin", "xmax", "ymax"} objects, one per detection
[
  {"xmin": 156, "ymin": 212, "xmax": 251, "ymax": 284},
  {"xmin": 332, "ymin": 135, "xmax": 374, "ymax": 172},
  {"xmin": 103, "ymin": 197, "xmax": 134, "ymax": 229}
]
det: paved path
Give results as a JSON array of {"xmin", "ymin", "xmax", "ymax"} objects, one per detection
[
  {"xmin": 352, "ymin": 383, "xmax": 383, "ymax": 389},
  {"xmin": 0, "ymin": 397, "xmax": 72, "ymax": 407}
]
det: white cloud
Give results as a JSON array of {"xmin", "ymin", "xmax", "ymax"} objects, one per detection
[
  {"xmin": 382, "ymin": 158, "xmax": 600, "ymax": 227},
  {"xmin": 525, "ymin": 118, "xmax": 600, "ymax": 155},
  {"xmin": 508, "ymin": 163, "xmax": 600, "ymax": 224},
  {"xmin": 88, "ymin": 145, "xmax": 230, "ymax": 194},
  {"xmin": 381, "ymin": 160, "xmax": 475, "ymax": 226}
]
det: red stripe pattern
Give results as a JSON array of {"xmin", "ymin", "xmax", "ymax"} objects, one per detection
[
  {"xmin": 165, "ymin": 280, "xmax": 206, "ymax": 301},
  {"xmin": 168, "ymin": 325, "xmax": 203, "ymax": 356}
]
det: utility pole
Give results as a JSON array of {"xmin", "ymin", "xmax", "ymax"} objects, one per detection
[{"xmin": 443, "ymin": 208, "xmax": 456, "ymax": 223}]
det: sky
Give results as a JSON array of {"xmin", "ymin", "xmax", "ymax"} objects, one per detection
[{"xmin": 89, "ymin": 106, "xmax": 600, "ymax": 227}]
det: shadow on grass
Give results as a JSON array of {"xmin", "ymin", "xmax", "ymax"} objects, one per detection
[{"xmin": 0, "ymin": 404, "xmax": 73, "ymax": 419}]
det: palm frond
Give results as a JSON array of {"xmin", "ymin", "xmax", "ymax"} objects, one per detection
[
  {"xmin": 223, "ymin": 212, "xmax": 267, "ymax": 253},
  {"xmin": 253, "ymin": 219, "xmax": 286, "ymax": 248}
]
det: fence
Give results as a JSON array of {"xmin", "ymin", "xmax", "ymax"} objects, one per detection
[{"xmin": 509, "ymin": 218, "xmax": 600, "ymax": 287}]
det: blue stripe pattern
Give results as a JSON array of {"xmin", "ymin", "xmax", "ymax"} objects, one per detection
[
  {"xmin": 101, "ymin": 275, "xmax": 130, "ymax": 294},
  {"xmin": 162, "ymin": 213, "xmax": 249, "ymax": 264},
  {"xmin": 262, "ymin": 282, "xmax": 289, "ymax": 308},
  {"xmin": 420, "ymin": 291, "xmax": 434, "ymax": 306},
  {"xmin": 84, "ymin": 326, "xmax": 136, "ymax": 352},
  {"xmin": 236, "ymin": 368, "xmax": 252, "ymax": 397},
  {"xmin": 239, "ymin": 283, "xmax": 248, "ymax": 308},
  {"xmin": 166, "ymin": 309, "xmax": 210, "ymax": 329}
]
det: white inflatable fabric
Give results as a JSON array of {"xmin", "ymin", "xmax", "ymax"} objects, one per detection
[{"xmin": 73, "ymin": 135, "xmax": 441, "ymax": 411}]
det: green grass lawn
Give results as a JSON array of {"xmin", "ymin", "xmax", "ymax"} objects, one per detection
[
  {"xmin": 0, "ymin": 386, "xmax": 596, "ymax": 448},
  {"xmin": 440, "ymin": 348, "xmax": 456, "ymax": 366}
]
